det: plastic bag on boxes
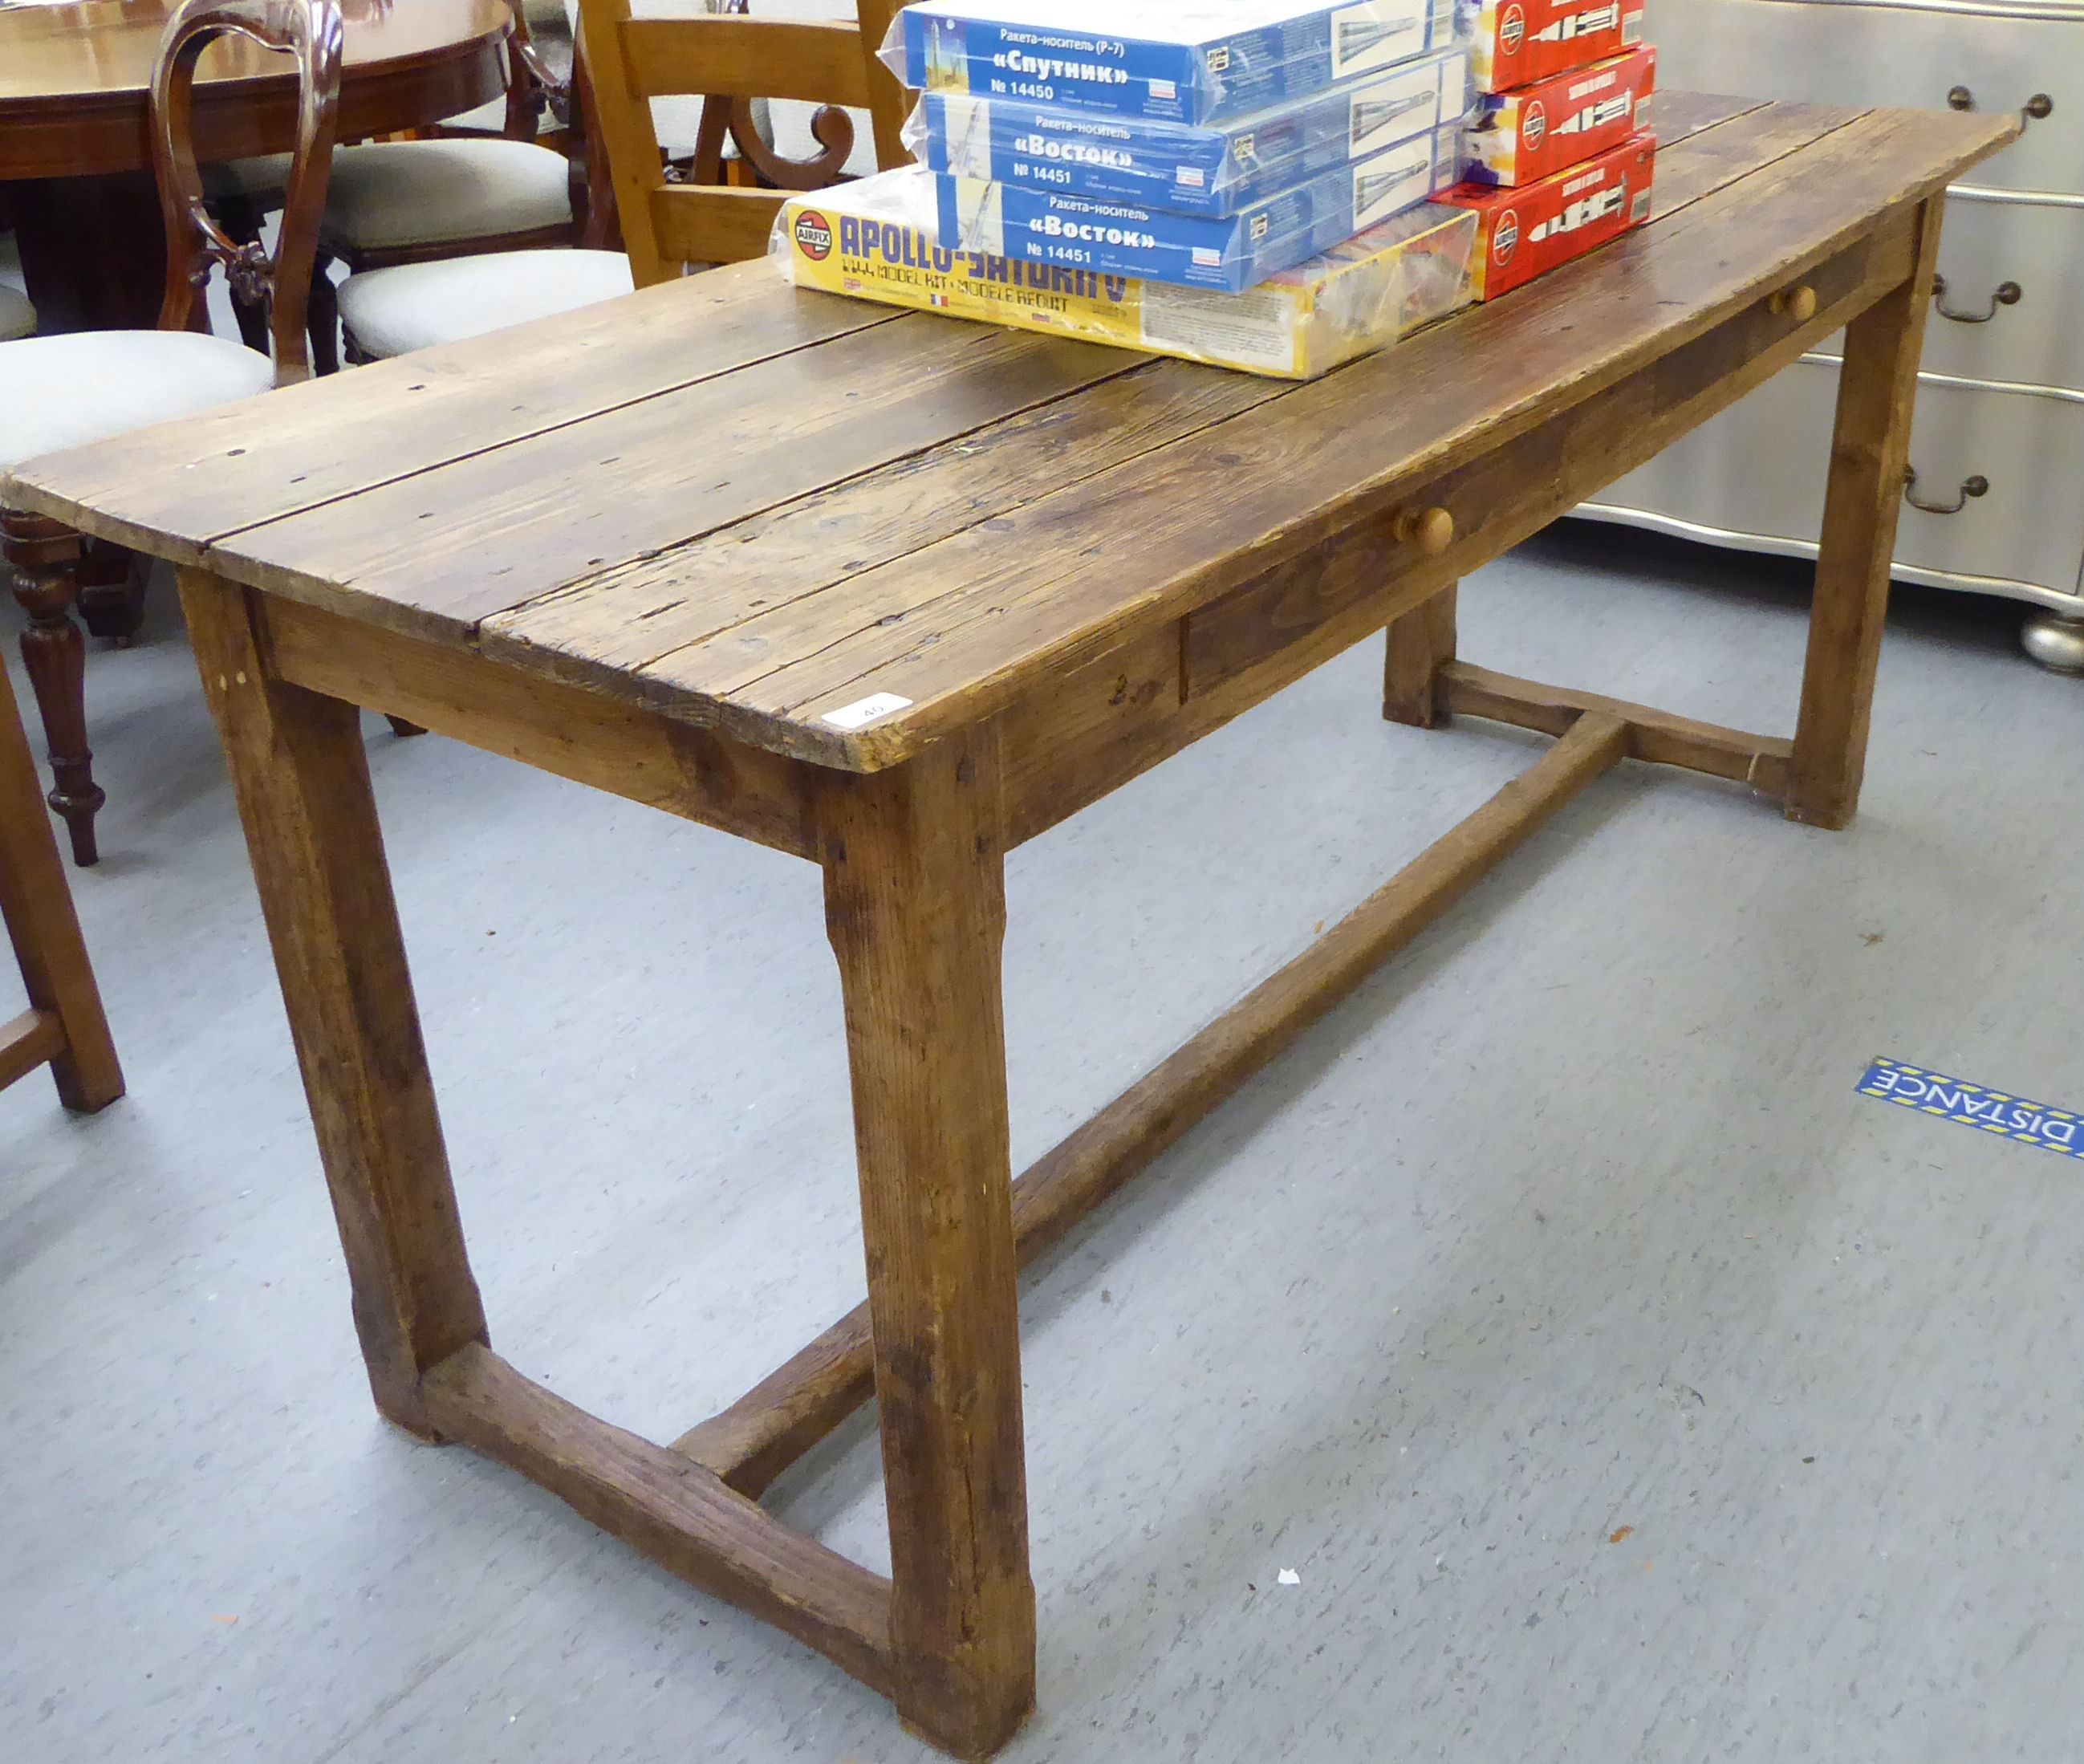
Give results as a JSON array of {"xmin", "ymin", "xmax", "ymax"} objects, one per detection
[
  {"xmin": 900, "ymin": 46, "xmax": 1470, "ymax": 217},
  {"xmin": 877, "ymin": 0, "xmax": 1462, "ymax": 127},
  {"xmin": 767, "ymin": 165, "xmax": 1477, "ymax": 380}
]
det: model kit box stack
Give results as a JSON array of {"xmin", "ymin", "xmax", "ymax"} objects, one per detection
[
  {"xmin": 767, "ymin": 0, "xmax": 1492, "ymax": 376},
  {"xmin": 1436, "ymin": 2, "xmax": 1656, "ymax": 299},
  {"xmin": 889, "ymin": 0, "xmax": 1469, "ymax": 292}
]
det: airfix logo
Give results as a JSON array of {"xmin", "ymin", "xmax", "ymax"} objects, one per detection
[
  {"xmin": 1501, "ymin": 4, "xmax": 1525, "ymax": 52},
  {"xmin": 1493, "ymin": 208, "xmax": 1520, "ymax": 262},
  {"xmin": 1522, "ymin": 100, "xmax": 1547, "ymax": 148},
  {"xmin": 793, "ymin": 209, "xmax": 833, "ymax": 260}
]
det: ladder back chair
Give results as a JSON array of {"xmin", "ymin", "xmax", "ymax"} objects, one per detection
[
  {"xmin": 576, "ymin": 0, "xmax": 910, "ymax": 283},
  {"xmin": 0, "ymin": 0, "xmax": 342, "ymax": 864}
]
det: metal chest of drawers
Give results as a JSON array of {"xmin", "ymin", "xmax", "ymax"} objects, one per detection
[{"xmin": 1581, "ymin": 0, "xmax": 2084, "ymax": 672}]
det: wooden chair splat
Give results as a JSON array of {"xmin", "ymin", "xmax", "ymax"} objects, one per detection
[{"xmin": 576, "ymin": 0, "xmax": 909, "ymax": 282}]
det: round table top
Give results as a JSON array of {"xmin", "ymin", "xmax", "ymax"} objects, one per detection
[{"xmin": 0, "ymin": 0, "xmax": 512, "ymax": 179}]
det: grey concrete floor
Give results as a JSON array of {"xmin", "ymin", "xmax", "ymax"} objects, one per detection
[{"xmin": 2, "ymin": 526, "xmax": 2080, "ymax": 1764}]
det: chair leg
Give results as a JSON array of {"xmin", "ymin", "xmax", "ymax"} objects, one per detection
[
  {"xmin": 76, "ymin": 539, "xmax": 148, "ymax": 647},
  {"xmin": 384, "ymin": 715, "xmax": 427, "ymax": 738},
  {"xmin": 308, "ymin": 251, "xmax": 342, "ymax": 376},
  {"xmin": 2, "ymin": 511, "xmax": 104, "ymax": 868}
]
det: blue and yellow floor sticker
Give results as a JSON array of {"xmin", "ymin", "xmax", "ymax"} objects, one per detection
[{"xmin": 1859, "ymin": 1059, "xmax": 2082, "ymax": 1160}]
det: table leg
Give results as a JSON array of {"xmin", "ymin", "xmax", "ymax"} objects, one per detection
[
  {"xmin": 7, "ymin": 173, "xmax": 169, "ymax": 334},
  {"xmin": 177, "ymin": 569, "xmax": 487, "ymax": 1437},
  {"xmin": 1785, "ymin": 196, "xmax": 1945, "ymax": 830},
  {"xmin": 1383, "ymin": 582, "xmax": 1457, "ymax": 729},
  {"xmin": 2, "ymin": 510, "xmax": 104, "ymax": 866},
  {"xmin": 821, "ymin": 727, "xmax": 1035, "ymax": 1760},
  {"xmin": 0, "ymin": 662, "xmax": 122, "ymax": 1112}
]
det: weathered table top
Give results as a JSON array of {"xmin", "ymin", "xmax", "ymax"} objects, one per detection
[{"xmin": 5, "ymin": 94, "xmax": 2013, "ymax": 772}]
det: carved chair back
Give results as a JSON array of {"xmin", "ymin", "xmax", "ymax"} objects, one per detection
[
  {"xmin": 575, "ymin": 0, "xmax": 908, "ymax": 283},
  {"xmin": 502, "ymin": 0, "xmax": 573, "ymax": 140},
  {"xmin": 152, "ymin": 0, "xmax": 343, "ymax": 382}
]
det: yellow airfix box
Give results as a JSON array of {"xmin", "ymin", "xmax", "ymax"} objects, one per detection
[{"xmin": 772, "ymin": 166, "xmax": 1477, "ymax": 380}]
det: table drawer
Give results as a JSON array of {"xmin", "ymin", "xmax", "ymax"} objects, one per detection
[
  {"xmin": 1586, "ymin": 357, "xmax": 2084, "ymax": 599},
  {"xmin": 1646, "ymin": 0, "xmax": 2084, "ymax": 197},
  {"xmin": 1805, "ymin": 192, "xmax": 2084, "ymax": 393}
]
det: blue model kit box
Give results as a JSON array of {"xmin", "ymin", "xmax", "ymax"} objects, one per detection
[
  {"xmin": 933, "ymin": 124, "xmax": 1460, "ymax": 291},
  {"xmin": 892, "ymin": 0, "xmax": 1460, "ymax": 126},
  {"xmin": 911, "ymin": 47, "xmax": 1468, "ymax": 217}
]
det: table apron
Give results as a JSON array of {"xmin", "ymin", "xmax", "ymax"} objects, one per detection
[
  {"xmin": 256, "ymin": 594, "xmax": 824, "ymax": 860},
  {"xmin": 998, "ymin": 206, "xmax": 1921, "ymax": 849},
  {"xmin": 246, "ymin": 206, "xmax": 1912, "ymax": 864},
  {"xmin": 0, "ymin": 41, "xmax": 507, "ymax": 181}
]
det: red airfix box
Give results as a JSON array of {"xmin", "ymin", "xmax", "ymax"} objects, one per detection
[
  {"xmin": 1435, "ymin": 133, "xmax": 1655, "ymax": 300},
  {"xmin": 1464, "ymin": 47, "xmax": 1656, "ymax": 186},
  {"xmin": 1465, "ymin": 1, "xmax": 1648, "ymax": 94}
]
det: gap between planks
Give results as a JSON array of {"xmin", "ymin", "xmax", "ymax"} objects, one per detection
[
  {"xmin": 672, "ymin": 709, "xmax": 1634, "ymax": 1495},
  {"xmin": 628, "ymin": 118, "xmax": 1961, "ymax": 766},
  {"xmin": 473, "ymin": 101, "xmax": 1883, "ymax": 714}
]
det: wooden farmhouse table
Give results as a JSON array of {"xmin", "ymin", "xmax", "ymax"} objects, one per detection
[
  {"xmin": 2, "ymin": 93, "xmax": 2014, "ymax": 1760},
  {"xmin": 0, "ymin": 0, "xmax": 510, "ymax": 331}
]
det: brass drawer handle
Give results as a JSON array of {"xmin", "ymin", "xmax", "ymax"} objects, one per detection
[
  {"xmin": 1903, "ymin": 466, "xmax": 1989, "ymax": 515},
  {"xmin": 1947, "ymin": 85, "xmax": 2054, "ymax": 127},
  {"xmin": 1932, "ymin": 274, "xmax": 2022, "ymax": 323}
]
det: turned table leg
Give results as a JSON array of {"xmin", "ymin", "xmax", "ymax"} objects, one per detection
[
  {"xmin": 1786, "ymin": 196, "xmax": 1946, "ymax": 830},
  {"xmin": 178, "ymin": 568, "xmax": 487, "ymax": 1437},
  {"xmin": 1383, "ymin": 582, "xmax": 1457, "ymax": 730},
  {"xmin": 821, "ymin": 727, "xmax": 1036, "ymax": 1760},
  {"xmin": 2, "ymin": 511, "xmax": 105, "ymax": 866}
]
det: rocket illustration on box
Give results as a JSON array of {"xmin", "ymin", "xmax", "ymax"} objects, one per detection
[
  {"xmin": 1436, "ymin": 131, "xmax": 1655, "ymax": 299},
  {"xmin": 1532, "ymin": 3, "xmax": 1619, "ymax": 45},
  {"xmin": 1462, "ymin": 47, "xmax": 1655, "ymax": 186},
  {"xmin": 1333, "ymin": 12, "xmax": 1424, "ymax": 69},
  {"xmin": 1464, "ymin": 0, "xmax": 1644, "ymax": 92},
  {"xmin": 1344, "ymin": 87, "xmax": 1436, "ymax": 152},
  {"xmin": 1554, "ymin": 91, "xmax": 1631, "ymax": 136},
  {"xmin": 1526, "ymin": 180, "xmax": 1625, "ymax": 242}
]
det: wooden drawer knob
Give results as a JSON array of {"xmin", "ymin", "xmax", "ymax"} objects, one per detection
[
  {"xmin": 1769, "ymin": 284, "xmax": 1818, "ymax": 323},
  {"xmin": 1394, "ymin": 506, "xmax": 1456, "ymax": 554}
]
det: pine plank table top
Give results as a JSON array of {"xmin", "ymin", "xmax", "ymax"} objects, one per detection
[{"xmin": 2, "ymin": 95, "xmax": 2016, "ymax": 1762}]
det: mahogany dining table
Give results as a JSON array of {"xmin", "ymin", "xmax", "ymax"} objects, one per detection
[{"xmin": 0, "ymin": 0, "xmax": 511, "ymax": 330}]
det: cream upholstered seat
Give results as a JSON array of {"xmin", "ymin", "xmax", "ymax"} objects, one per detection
[
  {"xmin": 0, "ymin": 282, "xmax": 35, "ymax": 343},
  {"xmin": 211, "ymin": 137, "xmax": 572, "ymax": 247},
  {"xmin": 0, "ymin": 332, "xmax": 275, "ymax": 471},
  {"xmin": 315, "ymin": 139, "xmax": 573, "ymax": 250},
  {"xmin": 335, "ymin": 248, "xmax": 632, "ymax": 359}
]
